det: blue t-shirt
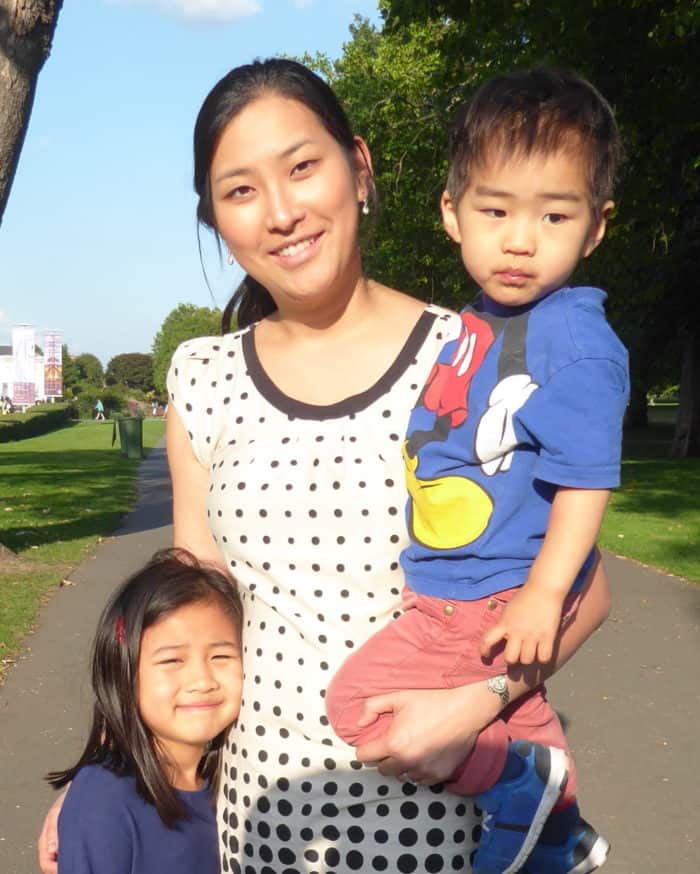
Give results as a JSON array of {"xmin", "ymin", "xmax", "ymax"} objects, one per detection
[
  {"xmin": 400, "ymin": 286, "xmax": 629, "ymax": 600},
  {"xmin": 57, "ymin": 765, "xmax": 219, "ymax": 874}
]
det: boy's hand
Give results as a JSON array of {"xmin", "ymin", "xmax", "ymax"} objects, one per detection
[{"xmin": 480, "ymin": 585, "xmax": 564, "ymax": 666}]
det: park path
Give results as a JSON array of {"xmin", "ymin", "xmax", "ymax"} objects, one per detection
[
  {"xmin": 0, "ymin": 443, "xmax": 173, "ymax": 874},
  {"xmin": 0, "ymin": 443, "xmax": 698, "ymax": 873}
]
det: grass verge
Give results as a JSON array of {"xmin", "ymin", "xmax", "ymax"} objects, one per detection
[
  {"xmin": 0, "ymin": 419, "xmax": 165, "ymax": 675},
  {"xmin": 599, "ymin": 407, "xmax": 700, "ymax": 583}
]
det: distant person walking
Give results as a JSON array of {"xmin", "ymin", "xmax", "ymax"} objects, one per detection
[{"xmin": 94, "ymin": 399, "xmax": 105, "ymax": 421}]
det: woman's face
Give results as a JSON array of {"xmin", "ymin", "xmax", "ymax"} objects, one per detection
[{"xmin": 209, "ymin": 93, "xmax": 369, "ymax": 313}]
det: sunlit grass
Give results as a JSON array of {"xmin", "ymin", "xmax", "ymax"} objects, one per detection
[
  {"xmin": 599, "ymin": 408, "xmax": 699, "ymax": 583},
  {"xmin": 0, "ymin": 419, "xmax": 165, "ymax": 669}
]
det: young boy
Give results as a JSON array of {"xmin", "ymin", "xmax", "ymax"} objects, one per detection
[{"xmin": 326, "ymin": 68, "xmax": 629, "ymax": 874}]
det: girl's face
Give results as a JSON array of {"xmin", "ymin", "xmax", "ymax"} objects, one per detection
[
  {"xmin": 209, "ymin": 93, "xmax": 370, "ymax": 315},
  {"xmin": 137, "ymin": 598, "xmax": 242, "ymax": 780}
]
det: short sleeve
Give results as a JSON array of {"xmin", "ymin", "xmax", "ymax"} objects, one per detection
[
  {"xmin": 166, "ymin": 336, "xmax": 230, "ymax": 469},
  {"xmin": 58, "ymin": 771, "xmax": 133, "ymax": 874},
  {"xmin": 515, "ymin": 356, "xmax": 629, "ymax": 488}
]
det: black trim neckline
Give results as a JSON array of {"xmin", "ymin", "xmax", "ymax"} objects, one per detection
[{"xmin": 241, "ymin": 309, "xmax": 437, "ymax": 421}]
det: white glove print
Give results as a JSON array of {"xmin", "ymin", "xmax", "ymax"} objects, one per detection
[{"xmin": 475, "ymin": 373, "xmax": 538, "ymax": 476}]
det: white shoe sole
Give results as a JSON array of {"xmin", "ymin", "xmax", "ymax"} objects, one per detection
[
  {"xmin": 502, "ymin": 746, "xmax": 570, "ymax": 874},
  {"xmin": 568, "ymin": 833, "xmax": 611, "ymax": 874}
]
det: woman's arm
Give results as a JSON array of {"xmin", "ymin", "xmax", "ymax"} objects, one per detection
[
  {"xmin": 354, "ymin": 551, "xmax": 611, "ymax": 783},
  {"xmin": 167, "ymin": 406, "xmax": 227, "ymax": 567}
]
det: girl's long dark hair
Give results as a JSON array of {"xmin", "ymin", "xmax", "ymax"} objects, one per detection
[
  {"xmin": 193, "ymin": 57, "xmax": 376, "ymax": 332},
  {"xmin": 47, "ymin": 549, "xmax": 243, "ymax": 828}
]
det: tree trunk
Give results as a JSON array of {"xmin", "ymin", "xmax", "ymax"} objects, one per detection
[
  {"xmin": 626, "ymin": 370, "xmax": 649, "ymax": 429},
  {"xmin": 624, "ymin": 334, "xmax": 651, "ymax": 429},
  {"xmin": 0, "ymin": 0, "xmax": 63, "ymax": 226},
  {"xmin": 670, "ymin": 326, "xmax": 700, "ymax": 458}
]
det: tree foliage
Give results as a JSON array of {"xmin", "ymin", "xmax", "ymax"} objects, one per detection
[
  {"xmin": 151, "ymin": 304, "xmax": 224, "ymax": 395},
  {"xmin": 61, "ymin": 347, "xmax": 105, "ymax": 394},
  {"xmin": 309, "ymin": 1, "xmax": 699, "ymax": 453},
  {"xmin": 73, "ymin": 353, "xmax": 103, "ymax": 385},
  {"xmin": 61, "ymin": 344, "xmax": 81, "ymax": 394},
  {"xmin": 105, "ymin": 353, "xmax": 154, "ymax": 393}
]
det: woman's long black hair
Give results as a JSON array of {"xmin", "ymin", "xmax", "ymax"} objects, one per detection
[
  {"xmin": 47, "ymin": 549, "xmax": 243, "ymax": 828},
  {"xmin": 193, "ymin": 58, "xmax": 376, "ymax": 332}
]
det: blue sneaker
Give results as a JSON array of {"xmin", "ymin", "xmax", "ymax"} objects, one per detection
[
  {"xmin": 472, "ymin": 741, "xmax": 569, "ymax": 874},
  {"xmin": 521, "ymin": 819, "xmax": 610, "ymax": 874}
]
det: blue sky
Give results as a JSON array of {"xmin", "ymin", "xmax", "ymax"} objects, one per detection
[{"xmin": 0, "ymin": 0, "xmax": 382, "ymax": 364}]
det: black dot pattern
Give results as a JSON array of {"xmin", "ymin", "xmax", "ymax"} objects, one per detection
[{"xmin": 167, "ymin": 308, "xmax": 476, "ymax": 871}]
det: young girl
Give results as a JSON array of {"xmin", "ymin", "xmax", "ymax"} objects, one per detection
[{"xmin": 47, "ymin": 549, "xmax": 243, "ymax": 874}]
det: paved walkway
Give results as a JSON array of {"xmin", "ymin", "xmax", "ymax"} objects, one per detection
[{"xmin": 0, "ymin": 444, "xmax": 698, "ymax": 873}]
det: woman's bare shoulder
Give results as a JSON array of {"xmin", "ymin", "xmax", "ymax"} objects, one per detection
[{"xmin": 371, "ymin": 282, "xmax": 427, "ymax": 314}]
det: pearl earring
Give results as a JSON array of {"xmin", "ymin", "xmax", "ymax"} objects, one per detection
[
  {"xmin": 361, "ymin": 199, "xmax": 370, "ymax": 216},
  {"xmin": 227, "ymin": 252, "xmax": 234, "ymax": 265}
]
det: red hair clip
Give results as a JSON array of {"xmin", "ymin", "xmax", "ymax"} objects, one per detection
[{"xmin": 115, "ymin": 616, "xmax": 126, "ymax": 645}]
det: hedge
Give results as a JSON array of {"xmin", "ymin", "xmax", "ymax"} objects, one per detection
[{"xmin": 0, "ymin": 403, "xmax": 76, "ymax": 443}]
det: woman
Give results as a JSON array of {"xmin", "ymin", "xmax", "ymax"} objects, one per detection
[{"xmin": 40, "ymin": 58, "xmax": 611, "ymax": 873}]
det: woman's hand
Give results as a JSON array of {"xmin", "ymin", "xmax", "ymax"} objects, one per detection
[
  {"xmin": 38, "ymin": 790, "xmax": 66, "ymax": 874},
  {"xmin": 354, "ymin": 682, "xmax": 500, "ymax": 785}
]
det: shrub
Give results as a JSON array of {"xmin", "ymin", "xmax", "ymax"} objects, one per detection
[
  {"xmin": 0, "ymin": 404, "xmax": 76, "ymax": 443},
  {"xmin": 73, "ymin": 387, "xmax": 125, "ymax": 419}
]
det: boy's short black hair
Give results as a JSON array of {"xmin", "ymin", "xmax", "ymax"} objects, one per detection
[{"xmin": 446, "ymin": 68, "xmax": 624, "ymax": 217}]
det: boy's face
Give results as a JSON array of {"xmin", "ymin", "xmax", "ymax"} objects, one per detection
[{"xmin": 441, "ymin": 148, "xmax": 612, "ymax": 307}]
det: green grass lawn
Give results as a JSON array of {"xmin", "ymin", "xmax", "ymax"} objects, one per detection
[
  {"xmin": 0, "ymin": 419, "xmax": 165, "ymax": 672},
  {"xmin": 599, "ymin": 406, "xmax": 700, "ymax": 583},
  {"xmin": 0, "ymin": 408, "xmax": 697, "ymax": 677}
]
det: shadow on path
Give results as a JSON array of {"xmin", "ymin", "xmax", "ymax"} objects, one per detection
[{"xmin": 0, "ymin": 444, "xmax": 172, "ymax": 874}]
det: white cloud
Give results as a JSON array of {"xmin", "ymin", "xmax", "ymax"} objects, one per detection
[{"xmin": 109, "ymin": 0, "xmax": 262, "ymax": 23}]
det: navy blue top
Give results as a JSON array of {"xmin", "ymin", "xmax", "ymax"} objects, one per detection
[
  {"xmin": 58, "ymin": 765, "xmax": 219, "ymax": 874},
  {"xmin": 401, "ymin": 286, "xmax": 629, "ymax": 599}
]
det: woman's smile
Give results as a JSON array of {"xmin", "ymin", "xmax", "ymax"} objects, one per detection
[{"xmin": 270, "ymin": 231, "xmax": 324, "ymax": 263}]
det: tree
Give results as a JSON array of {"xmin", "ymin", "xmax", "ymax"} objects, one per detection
[
  {"xmin": 314, "ymin": 2, "xmax": 700, "ymax": 454},
  {"xmin": 73, "ymin": 353, "xmax": 103, "ymax": 385},
  {"xmin": 0, "ymin": 1, "xmax": 62, "ymax": 553},
  {"xmin": 307, "ymin": 17, "xmax": 470, "ymax": 309},
  {"xmin": 151, "ymin": 304, "xmax": 224, "ymax": 395},
  {"xmin": 0, "ymin": 0, "xmax": 63, "ymax": 225},
  {"xmin": 61, "ymin": 344, "xmax": 81, "ymax": 393},
  {"xmin": 105, "ymin": 352, "xmax": 154, "ymax": 393}
]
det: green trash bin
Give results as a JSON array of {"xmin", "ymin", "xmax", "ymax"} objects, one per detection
[{"xmin": 114, "ymin": 414, "xmax": 144, "ymax": 459}]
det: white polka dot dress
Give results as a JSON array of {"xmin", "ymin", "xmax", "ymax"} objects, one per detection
[{"xmin": 167, "ymin": 305, "xmax": 479, "ymax": 874}]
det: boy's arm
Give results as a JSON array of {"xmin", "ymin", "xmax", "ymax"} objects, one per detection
[{"xmin": 481, "ymin": 487, "xmax": 610, "ymax": 665}]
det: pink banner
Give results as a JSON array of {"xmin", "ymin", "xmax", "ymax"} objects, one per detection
[
  {"xmin": 43, "ymin": 331, "xmax": 63, "ymax": 397},
  {"xmin": 12, "ymin": 326, "xmax": 36, "ymax": 405}
]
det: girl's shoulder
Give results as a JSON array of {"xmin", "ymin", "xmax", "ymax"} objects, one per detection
[
  {"xmin": 64, "ymin": 764, "xmax": 136, "ymax": 809},
  {"xmin": 58, "ymin": 767, "xmax": 140, "ymax": 874}
]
